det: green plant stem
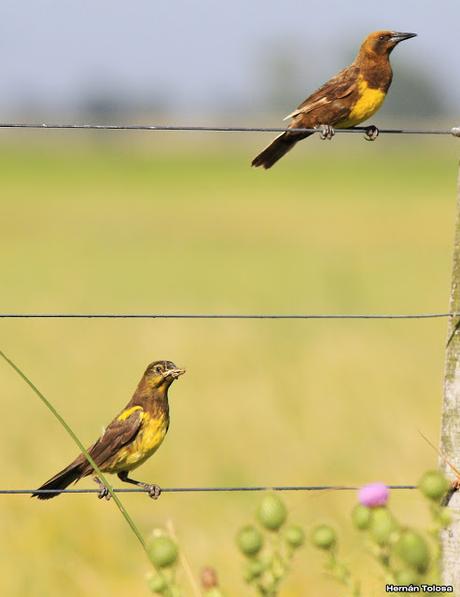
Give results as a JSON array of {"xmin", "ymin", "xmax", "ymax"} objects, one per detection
[
  {"xmin": 166, "ymin": 519, "xmax": 201, "ymax": 597},
  {"xmin": 0, "ymin": 349, "xmax": 153, "ymax": 565},
  {"xmin": 367, "ymin": 542, "xmax": 396, "ymax": 584},
  {"xmin": 326, "ymin": 551, "xmax": 361, "ymax": 597},
  {"xmin": 428, "ymin": 503, "xmax": 443, "ymax": 582}
]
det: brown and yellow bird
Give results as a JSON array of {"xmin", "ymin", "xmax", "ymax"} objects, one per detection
[
  {"xmin": 32, "ymin": 360, "xmax": 185, "ymax": 500},
  {"xmin": 252, "ymin": 30, "xmax": 417, "ymax": 169}
]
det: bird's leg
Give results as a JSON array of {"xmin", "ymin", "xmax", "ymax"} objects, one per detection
[
  {"xmin": 364, "ymin": 125, "xmax": 380, "ymax": 141},
  {"xmin": 317, "ymin": 124, "xmax": 335, "ymax": 140},
  {"xmin": 93, "ymin": 476, "xmax": 111, "ymax": 501},
  {"xmin": 118, "ymin": 471, "xmax": 162, "ymax": 499}
]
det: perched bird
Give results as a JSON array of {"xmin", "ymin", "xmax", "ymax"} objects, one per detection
[
  {"xmin": 32, "ymin": 360, "xmax": 185, "ymax": 500},
  {"xmin": 252, "ymin": 30, "xmax": 417, "ymax": 169}
]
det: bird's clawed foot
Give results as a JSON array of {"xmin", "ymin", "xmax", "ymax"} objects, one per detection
[
  {"xmin": 318, "ymin": 124, "xmax": 335, "ymax": 140},
  {"xmin": 364, "ymin": 125, "xmax": 380, "ymax": 141},
  {"xmin": 141, "ymin": 483, "xmax": 162, "ymax": 499},
  {"xmin": 93, "ymin": 476, "xmax": 112, "ymax": 501},
  {"xmin": 117, "ymin": 471, "xmax": 162, "ymax": 499}
]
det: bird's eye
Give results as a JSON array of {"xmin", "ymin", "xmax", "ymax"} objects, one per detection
[
  {"xmin": 154, "ymin": 365, "xmax": 163, "ymax": 375},
  {"xmin": 379, "ymin": 35, "xmax": 386, "ymax": 41}
]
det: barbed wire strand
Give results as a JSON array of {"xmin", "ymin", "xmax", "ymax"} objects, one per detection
[
  {"xmin": 0, "ymin": 312, "xmax": 458, "ymax": 320},
  {"xmin": 0, "ymin": 123, "xmax": 459, "ymax": 136},
  {"xmin": 0, "ymin": 484, "xmax": 416, "ymax": 495}
]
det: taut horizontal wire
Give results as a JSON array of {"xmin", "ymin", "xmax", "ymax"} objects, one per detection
[
  {"xmin": 0, "ymin": 484, "xmax": 417, "ymax": 495},
  {"xmin": 0, "ymin": 312, "xmax": 457, "ymax": 320},
  {"xmin": 0, "ymin": 122, "xmax": 459, "ymax": 136}
]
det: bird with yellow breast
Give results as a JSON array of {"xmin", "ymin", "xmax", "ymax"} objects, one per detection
[
  {"xmin": 32, "ymin": 360, "xmax": 185, "ymax": 500},
  {"xmin": 252, "ymin": 30, "xmax": 417, "ymax": 169}
]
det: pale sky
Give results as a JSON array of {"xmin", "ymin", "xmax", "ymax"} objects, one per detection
[{"xmin": 0, "ymin": 1, "xmax": 458, "ymax": 116}]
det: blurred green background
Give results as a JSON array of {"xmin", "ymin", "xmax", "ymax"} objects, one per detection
[{"xmin": 0, "ymin": 133, "xmax": 459, "ymax": 596}]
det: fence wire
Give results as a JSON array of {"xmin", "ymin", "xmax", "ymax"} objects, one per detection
[
  {"xmin": 0, "ymin": 122, "xmax": 459, "ymax": 136},
  {"xmin": 0, "ymin": 312, "xmax": 457, "ymax": 320},
  {"xmin": 0, "ymin": 484, "xmax": 417, "ymax": 496}
]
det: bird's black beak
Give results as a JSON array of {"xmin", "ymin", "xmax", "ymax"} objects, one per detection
[
  {"xmin": 390, "ymin": 32, "xmax": 417, "ymax": 43},
  {"xmin": 163, "ymin": 368, "xmax": 186, "ymax": 380}
]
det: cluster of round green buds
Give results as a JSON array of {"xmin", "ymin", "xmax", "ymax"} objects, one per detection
[
  {"xmin": 237, "ymin": 494, "xmax": 304, "ymax": 592},
  {"xmin": 352, "ymin": 484, "xmax": 397, "ymax": 546},
  {"xmin": 418, "ymin": 470, "xmax": 449, "ymax": 502},
  {"xmin": 310, "ymin": 524, "xmax": 336, "ymax": 551},
  {"xmin": 352, "ymin": 502, "xmax": 400, "ymax": 547},
  {"xmin": 256, "ymin": 494, "xmax": 287, "ymax": 531}
]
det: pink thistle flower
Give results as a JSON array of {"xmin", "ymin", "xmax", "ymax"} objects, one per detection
[{"xmin": 358, "ymin": 483, "xmax": 389, "ymax": 508}]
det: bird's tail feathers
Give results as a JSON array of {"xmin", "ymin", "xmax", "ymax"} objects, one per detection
[
  {"xmin": 32, "ymin": 460, "xmax": 87, "ymax": 500},
  {"xmin": 251, "ymin": 131, "xmax": 312, "ymax": 169}
]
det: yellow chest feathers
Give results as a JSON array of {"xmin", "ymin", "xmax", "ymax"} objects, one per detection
[
  {"xmin": 338, "ymin": 78, "xmax": 386, "ymax": 128},
  {"xmin": 135, "ymin": 411, "xmax": 169, "ymax": 456},
  {"xmin": 108, "ymin": 409, "xmax": 169, "ymax": 472}
]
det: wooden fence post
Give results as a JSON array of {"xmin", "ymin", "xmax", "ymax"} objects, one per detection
[{"xmin": 441, "ymin": 163, "xmax": 460, "ymax": 587}]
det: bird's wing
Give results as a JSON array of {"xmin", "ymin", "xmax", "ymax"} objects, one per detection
[
  {"xmin": 283, "ymin": 65, "xmax": 359, "ymax": 121},
  {"xmin": 83, "ymin": 407, "xmax": 145, "ymax": 471}
]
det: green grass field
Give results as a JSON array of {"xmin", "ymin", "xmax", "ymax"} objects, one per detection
[{"xmin": 0, "ymin": 133, "xmax": 459, "ymax": 596}]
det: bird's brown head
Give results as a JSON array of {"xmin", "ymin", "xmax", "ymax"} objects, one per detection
[
  {"xmin": 142, "ymin": 360, "xmax": 186, "ymax": 391},
  {"xmin": 360, "ymin": 30, "xmax": 417, "ymax": 57}
]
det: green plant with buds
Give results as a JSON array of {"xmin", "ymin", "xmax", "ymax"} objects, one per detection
[
  {"xmin": 418, "ymin": 469, "xmax": 452, "ymax": 580},
  {"xmin": 145, "ymin": 529, "xmax": 227, "ymax": 597},
  {"xmin": 311, "ymin": 470, "xmax": 452, "ymax": 594},
  {"xmin": 144, "ymin": 470, "xmax": 452, "ymax": 595},
  {"xmin": 236, "ymin": 494, "xmax": 304, "ymax": 595},
  {"xmin": 146, "ymin": 531, "xmax": 181, "ymax": 596},
  {"xmin": 310, "ymin": 524, "xmax": 361, "ymax": 596}
]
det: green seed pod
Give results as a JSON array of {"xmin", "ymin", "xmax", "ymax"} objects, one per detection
[
  {"xmin": 284, "ymin": 525, "xmax": 305, "ymax": 549},
  {"xmin": 148, "ymin": 573, "xmax": 167, "ymax": 594},
  {"xmin": 310, "ymin": 525, "xmax": 336, "ymax": 550},
  {"xmin": 257, "ymin": 494, "xmax": 287, "ymax": 531},
  {"xmin": 148, "ymin": 536, "xmax": 178, "ymax": 569},
  {"xmin": 369, "ymin": 507, "xmax": 396, "ymax": 545},
  {"xmin": 439, "ymin": 508, "xmax": 452, "ymax": 528},
  {"xmin": 352, "ymin": 504, "xmax": 372, "ymax": 530},
  {"xmin": 243, "ymin": 559, "xmax": 264, "ymax": 582},
  {"xmin": 395, "ymin": 568, "xmax": 420, "ymax": 586},
  {"xmin": 236, "ymin": 525, "xmax": 264, "ymax": 557},
  {"xmin": 395, "ymin": 530, "xmax": 430, "ymax": 574},
  {"xmin": 419, "ymin": 470, "xmax": 449, "ymax": 502}
]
